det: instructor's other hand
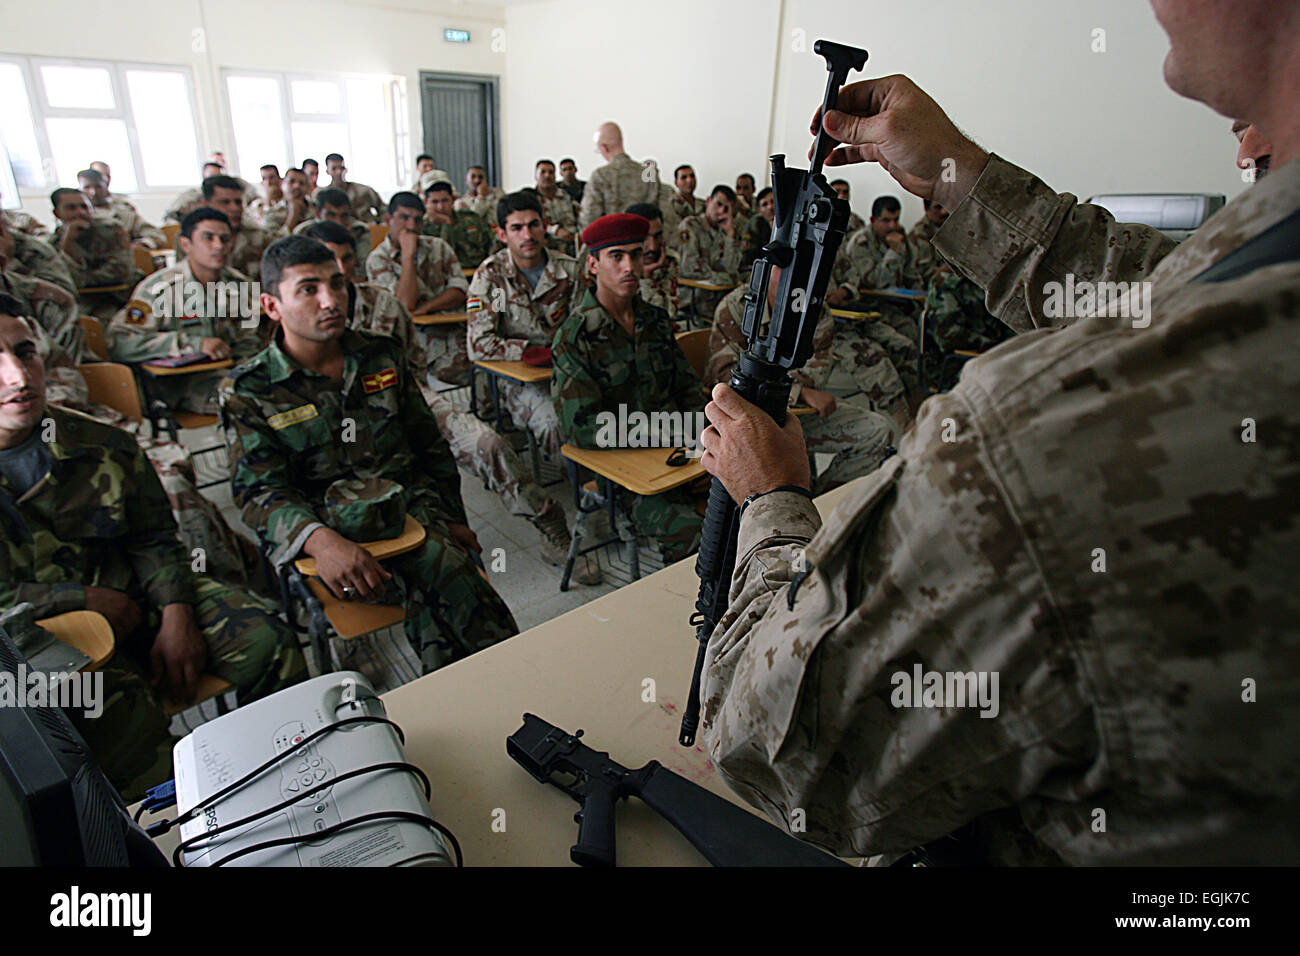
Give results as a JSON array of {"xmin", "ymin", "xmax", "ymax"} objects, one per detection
[
  {"xmin": 811, "ymin": 74, "xmax": 989, "ymax": 211},
  {"xmin": 699, "ymin": 383, "xmax": 810, "ymax": 505}
]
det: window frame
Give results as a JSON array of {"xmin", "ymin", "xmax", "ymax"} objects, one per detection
[{"xmin": 0, "ymin": 52, "xmax": 204, "ymax": 195}]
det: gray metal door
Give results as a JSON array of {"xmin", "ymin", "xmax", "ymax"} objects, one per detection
[{"xmin": 419, "ymin": 71, "xmax": 501, "ymax": 190}]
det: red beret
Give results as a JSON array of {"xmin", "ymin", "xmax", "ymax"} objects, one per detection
[{"xmin": 581, "ymin": 213, "xmax": 649, "ymax": 252}]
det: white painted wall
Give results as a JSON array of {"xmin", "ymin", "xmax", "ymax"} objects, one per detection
[
  {"xmin": 5, "ymin": 0, "xmax": 506, "ymax": 226},
  {"xmin": 503, "ymin": 0, "xmax": 1246, "ymax": 229}
]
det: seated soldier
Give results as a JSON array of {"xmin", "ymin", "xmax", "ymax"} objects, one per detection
[
  {"xmin": 422, "ymin": 178, "xmax": 496, "ymax": 270},
  {"xmin": 627, "ymin": 202, "xmax": 680, "ymax": 325},
  {"xmin": 409, "ymin": 154, "xmax": 437, "ymax": 193},
  {"xmin": 922, "ymin": 267, "xmax": 1014, "ymax": 389},
  {"xmin": 109, "ymin": 208, "xmax": 261, "ymax": 415},
  {"xmin": 292, "ymin": 187, "xmax": 372, "ymax": 262},
  {"xmin": 467, "ymin": 192, "xmax": 583, "ymax": 461},
  {"xmin": 77, "ymin": 167, "xmax": 167, "ymax": 250},
  {"xmin": 830, "ymin": 179, "xmax": 866, "ymax": 233},
  {"xmin": 552, "ymin": 213, "xmax": 708, "ymax": 564},
  {"xmin": 909, "ymin": 198, "xmax": 950, "ymax": 268},
  {"xmin": 324, "ymin": 153, "xmax": 384, "ymax": 224},
  {"xmin": 455, "ymin": 165, "xmax": 507, "ymax": 220},
  {"xmin": 0, "ymin": 244, "xmax": 83, "ymax": 362},
  {"xmin": 558, "ymin": 158, "xmax": 585, "ymax": 204},
  {"xmin": 1, "ymin": 187, "xmax": 49, "ymax": 240},
  {"xmin": 365, "ymin": 191, "xmax": 469, "ymax": 384},
  {"xmin": 669, "ymin": 165, "xmax": 704, "ymax": 227},
  {"xmin": 195, "ymin": 175, "xmax": 270, "ymax": 280},
  {"xmin": 1, "ymin": 213, "xmax": 77, "ymax": 304},
  {"xmin": 0, "ymin": 304, "xmax": 306, "ymax": 801},
  {"xmin": 164, "ymin": 162, "xmax": 225, "ymax": 224},
  {"xmin": 220, "ymin": 236, "xmax": 520, "ymax": 673},
  {"xmin": 246, "ymin": 164, "xmax": 284, "ymax": 230},
  {"xmin": 707, "ymin": 271, "xmax": 904, "ymax": 487},
  {"xmin": 678, "ymin": 184, "xmax": 743, "ymax": 320},
  {"xmin": 739, "ymin": 186, "xmax": 776, "ymax": 272},
  {"xmin": 257, "ymin": 166, "xmax": 314, "ymax": 237},
  {"xmin": 304, "ymin": 220, "xmax": 601, "ymax": 585},
  {"xmin": 534, "ymin": 159, "xmax": 580, "ymax": 252},
  {"xmin": 50, "ymin": 188, "xmax": 142, "ymax": 318},
  {"xmin": 733, "ymin": 173, "xmax": 757, "ymax": 220},
  {"xmin": 301, "ymin": 158, "xmax": 320, "ymax": 200}
]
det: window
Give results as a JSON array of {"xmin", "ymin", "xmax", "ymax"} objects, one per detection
[
  {"xmin": 224, "ymin": 70, "xmax": 407, "ymax": 196},
  {"xmin": 0, "ymin": 54, "xmax": 202, "ymax": 193}
]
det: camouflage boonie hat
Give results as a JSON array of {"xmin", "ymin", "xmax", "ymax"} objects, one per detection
[{"xmin": 322, "ymin": 478, "xmax": 406, "ymax": 541}]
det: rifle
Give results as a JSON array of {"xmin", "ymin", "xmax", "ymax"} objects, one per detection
[
  {"xmin": 678, "ymin": 40, "xmax": 869, "ymax": 748},
  {"xmin": 507, "ymin": 713, "xmax": 846, "ymax": 866}
]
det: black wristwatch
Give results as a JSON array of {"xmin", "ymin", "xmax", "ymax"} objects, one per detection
[{"xmin": 741, "ymin": 484, "xmax": 814, "ymax": 513}]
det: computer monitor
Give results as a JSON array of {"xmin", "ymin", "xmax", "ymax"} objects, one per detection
[{"xmin": 0, "ymin": 621, "xmax": 167, "ymax": 866}]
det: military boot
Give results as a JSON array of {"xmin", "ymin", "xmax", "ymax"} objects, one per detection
[{"xmin": 531, "ymin": 500, "xmax": 602, "ymax": 585}]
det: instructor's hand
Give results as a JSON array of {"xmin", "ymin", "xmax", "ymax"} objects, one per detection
[
  {"xmin": 812, "ymin": 74, "xmax": 990, "ymax": 211},
  {"xmin": 699, "ymin": 384, "xmax": 810, "ymax": 505}
]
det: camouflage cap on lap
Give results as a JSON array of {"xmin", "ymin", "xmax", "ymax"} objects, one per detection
[{"xmin": 322, "ymin": 478, "xmax": 406, "ymax": 541}]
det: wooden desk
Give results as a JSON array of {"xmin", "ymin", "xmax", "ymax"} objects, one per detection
[
  {"xmin": 472, "ymin": 359, "xmax": 550, "ymax": 384},
  {"xmin": 561, "ymin": 444, "xmax": 704, "ymax": 497},
  {"xmin": 859, "ymin": 287, "xmax": 926, "ymax": 304},
  {"xmin": 828, "ymin": 307, "xmax": 883, "ymax": 320},
  {"xmin": 461, "ymin": 267, "xmax": 476, "ymax": 279},
  {"xmin": 679, "ymin": 278, "xmax": 737, "ymax": 292},
  {"xmin": 141, "ymin": 358, "xmax": 234, "ymax": 376},
  {"xmin": 293, "ymin": 515, "xmax": 426, "ymax": 576},
  {"xmin": 77, "ymin": 283, "xmax": 131, "ymax": 296},
  {"xmin": 36, "ymin": 611, "xmax": 115, "ymax": 671},
  {"xmin": 413, "ymin": 311, "xmax": 468, "ymax": 327}
]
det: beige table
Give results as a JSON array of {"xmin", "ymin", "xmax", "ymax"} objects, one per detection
[
  {"xmin": 36, "ymin": 611, "xmax": 115, "ymax": 671},
  {"xmin": 412, "ymin": 311, "xmax": 468, "ymax": 327},
  {"xmin": 560, "ymin": 444, "xmax": 705, "ymax": 497}
]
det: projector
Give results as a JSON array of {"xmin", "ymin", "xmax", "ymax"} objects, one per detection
[{"xmin": 1086, "ymin": 193, "xmax": 1225, "ymax": 241}]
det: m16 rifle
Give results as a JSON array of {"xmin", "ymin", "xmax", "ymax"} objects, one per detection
[
  {"xmin": 507, "ymin": 713, "xmax": 845, "ymax": 866},
  {"xmin": 678, "ymin": 39, "xmax": 869, "ymax": 748}
]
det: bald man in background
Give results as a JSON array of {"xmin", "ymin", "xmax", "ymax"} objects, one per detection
[{"xmin": 578, "ymin": 122, "xmax": 664, "ymax": 231}]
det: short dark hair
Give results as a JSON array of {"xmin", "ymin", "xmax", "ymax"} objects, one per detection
[
  {"xmin": 261, "ymin": 235, "xmax": 335, "ymax": 299},
  {"xmin": 467, "ymin": 164, "xmax": 486, "ymax": 174},
  {"xmin": 756, "ymin": 186, "xmax": 773, "ymax": 203},
  {"xmin": 625, "ymin": 202, "xmax": 662, "ymax": 222},
  {"xmin": 426, "ymin": 180, "xmax": 454, "ymax": 197},
  {"xmin": 829, "ymin": 179, "xmax": 848, "ymax": 189},
  {"xmin": 180, "ymin": 207, "xmax": 231, "ymax": 239},
  {"xmin": 559, "ymin": 158, "xmax": 575, "ymax": 166},
  {"xmin": 315, "ymin": 187, "xmax": 350, "ymax": 211},
  {"xmin": 387, "ymin": 191, "xmax": 423, "ymax": 216},
  {"xmin": 415, "ymin": 153, "xmax": 434, "ymax": 165},
  {"xmin": 736, "ymin": 173, "xmax": 755, "ymax": 186},
  {"xmin": 202, "ymin": 175, "xmax": 244, "ymax": 199},
  {"xmin": 300, "ymin": 220, "xmax": 356, "ymax": 249},
  {"xmin": 674, "ymin": 164, "xmax": 693, "ymax": 179},
  {"xmin": 709, "ymin": 184, "xmax": 737, "ymax": 204},
  {"xmin": 535, "ymin": 158, "xmax": 555, "ymax": 170},
  {"xmin": 76, "ymin": 168, "xmax": 104, "ymax": 184},
  {"xmin": 202, "ymin": 162, "xmax": 223, "ymax": 175},
  {"xmin": 496, "ymin": 191, "xmax": 543, "ymax": 229},
  {"xmin": 302, "ymin": 158, "xmax": 319, "ymax": 170},
  {"xmin": 871, "ymin": 195, "xmax": 902, "ymax": 218},
  {"xmin": 285, "ymin": 166, "xmax": 304, "ymax": 177},
  {"xmin": 0, "ymin": 291, "xmax": 27, "ymax": 319},
  {"xmin": 50, "ymin": 187, "xmax": 84, "ymax": 208},
  {"xmin": 324, "ymin": 153, "xmax": 344, "ymax": 164},
  {"xmin": 260, "ymin": 164, "xmax": 281, "ymax": 175}
]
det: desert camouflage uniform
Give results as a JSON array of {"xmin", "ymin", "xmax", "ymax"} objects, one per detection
[
  {"xmin": 561, "ymin": 178, "xmax": 585, "ymax": 204},
  {"xmin": 538, "ymin": 188, "xmax": 579, "ymax": 238},
  {"xmin": 337, "ymin": 181, "xmax": 384, "ymax": 224},
  {"xmin": 2, "ymin": 269, "xmax": 83, "ymax": 361},
  {"xmin": 93, "ymin": 198, "xmax": 167, "ymax": 249},
  {"xmin": 220, "ymin": 329, "xmax": 519, "ymax": 672},
  {"xmin": 846, "ymin": 211, "xmax": 865, "ymax": 235},
  {"xmin": 552, "ymin": 289, "xmax": 707, "ymax": 562},
  {"xmin": 349, "ymin": 280, "xmax": 553, "ymax": 523},
  {"xmin": 739, "ymin": 212, "xmax": 772, "ymax": 272},
  {"xmin": 163, "ymin": 187, "xmax": 205, "ymax": 225},
  {"xmin": 678, "ymin": 212, "xmax": 742, "ymax": 321},
  {"xmin": 639, "ymin": 250, "xmax": 680, "ymax": 324},
  {"xmin": 293, "ymin": 216, "xmax": 371, "ymax": 263},
  {"xmin": 454, "ymin": 187, "xmax": 506, "ymax": 221},
  {"xmin": 710, "ymin": 286, "xmax": 901, "ymax": 478},
  {"xmin": 2, "ymin": 208, "xmax": 49, "ymax": 239},
  {"xmin": 701, "ymin": 152, "xmax": 1300, "ymax": 865},
  {"xmin": 52, "ymin": 219, "xmax": 142, "ymax": 317},
  {"xmin": 246, "ymin": 196, "xmax": 284, "ymax": 231},
  {"xmin": 108, "ymin": 261, "xmax": 262, "ymax": 414},
  {"xmin": 0, "ymin": 407, "xmax": 305, "ymax": 801},
  {"xmin": 467, "ymin": 247, "xmax": 584, "ymax": 457},
  {"xmin": 365, "ymin": 234, "xmax": 469, "ymax": 383},
  {"xmin": 578, "ymin": 153, "xmax": 662, "ymax": 231},
  {"xmin": 836, "ymin": 228, "xmax": 925, "ymax": 341},
  {"xmin": 422, "ymin": 209, "xmax": 496, "ymax": 270},
  {"xmin": 668, "ymin": 192, "xmax": 704, "ymax": 227},
  {"xmin": 5, "ymin": 228, "xmax": 77, "ymax": 298}
]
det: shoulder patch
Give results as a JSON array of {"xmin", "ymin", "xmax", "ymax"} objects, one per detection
[
  {"xmin": 123, "ymin": 299, "xmax": 152, "ymax": 325},
  {"xmin": 361, "ymin": 367, "xmax": 398, "ymax": 393},
  {"xmin": 267, "ymin": 404, "xmax": 319, "ymax": 430},
  {"xmin": 466, "ymin": 295, "xmax": 484, "ymax": 312}
]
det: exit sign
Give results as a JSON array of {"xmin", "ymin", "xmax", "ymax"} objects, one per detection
[{"xmin": 444, "ymin": 29, "xmax": 471, "ymax": 43}]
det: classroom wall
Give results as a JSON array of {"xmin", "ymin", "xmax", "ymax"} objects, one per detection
[
  {"xmin": 5, "ymin": 0, "xmax": 506, "ymax": 225},
  {"xmin": 503, "ymin": 0, "xmax": 1247, "ymax": 229}
]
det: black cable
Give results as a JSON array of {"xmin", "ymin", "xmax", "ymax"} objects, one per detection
[
  {"xmin": 205, "ymin": 811, "xmax": 464, "ymax": 868},
  {"xmin": 172, "ymin": 760, "xmax": 430, "ymax": 865}
]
